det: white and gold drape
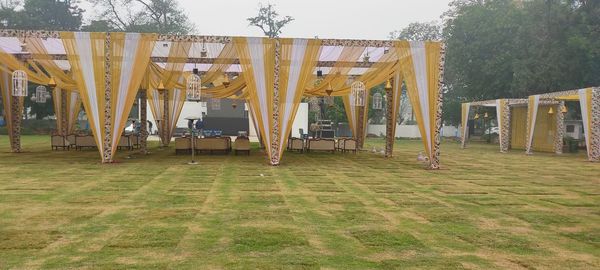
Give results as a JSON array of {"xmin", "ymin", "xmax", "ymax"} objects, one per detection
[
  {"xmin": 525, "ymin": 95, "xmax": 540, "ymax": 154},
  {"xmin": 460, "ymin": 103, "xmax": 470, "ymax": 148},
  {"xmin": 61, "ymin": 32, "xmax": 155, "ymax": 162}
]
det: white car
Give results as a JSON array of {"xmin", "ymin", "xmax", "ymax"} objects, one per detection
[{"xmin": 484, "ymin": 127, "xmax": 499, "ymax": 135}]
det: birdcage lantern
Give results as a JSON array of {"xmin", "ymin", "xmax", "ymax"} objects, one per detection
[
  {"xmin": 186, "ymin": 74, "xmax": 202, "ymax": 102},
  {"xmin": 325, "ymin": 96, "xmax": 335, "ymax": 108},
  {"xmin": 351, "ymin": 81, "xmax": 366, "ymax": 107},
  {"xmin": 12, "ymin": 70, "xmax": 28, "ymax": 97},
  {"xmin": 210, "ymin": 98, "xmax": 221, "ymax": 110},
  {"xmin": 372, "ymin": 92, "xmax": 383, "ymax": 110},
  {"xmin": 31, "ymin": 85, "xmax": 49, "ymax": 103},
  {"xmin": 309, "ymin": 97, "xmax": 320, "ymax": 112}
]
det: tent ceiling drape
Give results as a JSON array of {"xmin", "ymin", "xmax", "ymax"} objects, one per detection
[{"xmin": 0, "ymin": 29, "xmax": 447, "ymax": 167}]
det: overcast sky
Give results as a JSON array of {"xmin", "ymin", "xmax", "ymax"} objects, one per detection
[{"xmin": 80, "ymin": 0, "xmax": 452, "ymax": 40}]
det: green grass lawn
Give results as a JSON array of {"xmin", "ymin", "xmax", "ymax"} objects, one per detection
[{"xmin": 0, "ymin": 135, "xmax": 598, "ymax": 269}]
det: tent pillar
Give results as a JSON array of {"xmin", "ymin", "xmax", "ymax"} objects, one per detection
[
  {"xmin": 139, "ymin": 89, "xmax": 149, "ymax": 154},
  {"xmin": 356, "ymin": 106, "xmax": 365, "ymax": 150},
  {"xmin": 554, "ymin": 102, "xmax": 566, "ymax": 154},
  {"xmin": 60, "ymin": 89, "xmax": 68, "ymax": 136},
  {"xmin": 101, "ymin": 33, "xmax": 114, "ymax": 163},
  {"xmin": 591, "ymin": 88, "xmax": 600, "ymax": 162},
  {"xmin": 385, "ymin": 78, "xmax": 395, "ymax": 157},
  {"xmin": 499, "ymin": 101, "xmax": 511, "ymax": 153},
  {"xmin": 9, "ymin": 96, "xmax": 23, "ymax": 153},
  {"xmin": 269, "ymin": 39, "xmax": 282, "ymax": 166},
  {"xmin": 161, "ymin": 89, "xmax": 169, "ymax": 146}
]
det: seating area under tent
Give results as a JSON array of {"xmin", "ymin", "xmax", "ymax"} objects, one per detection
[
  {"xmin": 460, "ymin": 87, "xmax": 600, "ymax": 162},
  {"xmin": 0, "ymin": 29, "xmax": 446, "ymax": 168}
]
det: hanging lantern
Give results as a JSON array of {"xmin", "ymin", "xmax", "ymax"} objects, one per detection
[
  {"xmin": 548, "ymin": 107, "xmax": 554, "ymax": 115},
  {"xmin": 232, "ymin": 101, "xmax": 238, "ymax": 109},
  {"xmin": 372, "ymin": 93, "xmax": 383, "ymax": 110},
  {"xmin": 200, "ymin": 42, "xmax": 208, "ymax": 58},
  {"xmin": 363, "ymin": 50, "xmax": 370, "ymax": 63},
  {"xmin": 12, "ymin": 70, "xmax": 28, "ymax": 97},
  {"xmin": 157, "ymin": 80, "xmax": 166, "ymax": 91},
  {"xmin": 186, "ymin": 74, "xmax": 202, "ymax": 102},
  {"xmin": 325, "ymin": 96, "xmax": 335, "ymax": 108},
  {"xmin": 384, "ymin": 79, "xmax": 393, "ymax": 90},
  {"xmin": 325, "ymin": 83, "xmax": 333, "ymax": 96},
  {"xmin": 474, "ymin": 113, "xmax": 480, "ymax": 120},
  {"xmin": 210, "ymin": 98, "xmax": 221, "ymax": 110},
  {"xmin": 309, "ymin": 97, "xmax": 320, "ymax": 112},
  {"xmin": 317, "ymin": 69, "xmax": 323, "ymax": 78},
  {"xmin": 561, "ymin": 105, "xmax": 568, "ymax": 114},
  {"xmin": 31, "ymin": 85, "xmax": 48, "ymax": 103},
  {"xmin": 222, "ymin": 74, "xmax": 230, "ymax": 88},
  {"xmin": 351, "ymin": 81, "xmax": 367, "ymax": 107},
  {"xmin": 48, "ymin": 77, "xmax": 57, "ymax": 88},
  {"xmin": 484, "ymin": 112, "xmax": 489, "ymax": 119}
]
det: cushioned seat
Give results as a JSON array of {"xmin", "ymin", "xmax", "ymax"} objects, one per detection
[
  {"xmin": 233, "ymin": 137, "xmax": 250, "ymax": 155},
  {"xmin": 288, "ymin": 138, "xmax": 304, "ymax": 152},
  {"xmin": 75, "ymin": 135, "xmax": 96, "ymax": 150},
  {"xmin": 118, "ymin": 135, "xmax": 132, "ymax": 150},
  {"xmin": 196, "ymin": 137, "xmax": 231, "ymax": 154},
  {"xmin": 339, "ymin": 138, "xmax": 357, "ymax": 153},
  {"xmin": 51, "ymin": 135, "xmax": 69, "ymax": 150},
  {"xmin": 175, "ymin": 137, "xmax": 192, "ymax": 155},
  {"xmin": 307, "ymin": 139, "xmax": 335, "ymax": 153}
]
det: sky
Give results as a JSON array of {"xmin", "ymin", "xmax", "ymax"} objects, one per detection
[{"xmin": 80, "ymin": 0, "xmax": 453, "ymax": 40}]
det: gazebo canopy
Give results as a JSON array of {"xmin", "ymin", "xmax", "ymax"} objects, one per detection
[{"xmin": 0, "ymin": 29, "xmax": 446, "ymax": 168}]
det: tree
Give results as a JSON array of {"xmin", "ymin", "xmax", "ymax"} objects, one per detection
[
  {"xmin": 85, "ymin": 0, "xmax": 195, "ymax": 34},
  {"xmin": 0, "ymin": 0, "xmax": 83, "ymax": 31},
  {"xmin": 247, "ymin": 3, "xmax": 294, "ymax": 38},
  {"xmin": 389, "ymin": 22, "xmax": 442, "ymax": 41}
]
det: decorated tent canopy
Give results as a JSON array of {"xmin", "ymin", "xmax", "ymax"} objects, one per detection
[
  {"xmin": 461, "ymin": 87, "xmax": 599, "ymax": 162},
  {"xmin": 0, "ymin": 29, "xmax": 446, "ymax": 168}
]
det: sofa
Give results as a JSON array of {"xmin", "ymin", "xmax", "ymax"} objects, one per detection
[
  {"xmin": 233, "ymin": 137, "xmax": 251, "ymax": 155},
  {"xmin": 51, "ymin": 135, "xmax": 69, "ymax": 150},
  {"xmin": 307, "ymin": 138, "xmax": 336, "ymax": 153},
  {"xmin": 196, "ymin": 137, "xmax": 231, "ymax": 154},
  {"xmin": 75, "ymin": 135, "xmax": 97, "ymax": 150}
]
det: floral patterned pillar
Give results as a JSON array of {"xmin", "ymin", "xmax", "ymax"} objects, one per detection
[
  {"xmin": 499, "ymin": 101, "xmax": 511, "ymax": 153},
  {"xmin": 270, "ymin": 39, "xmax": 281, "ymax": 166},
  {"xmin": 384, "ymin": 79, "xmax": 395, "ymax": 158},
  {"xmin": 162, "ymin": 89, "xmax": 169, "ymax": 146},
  {"xmin": 555, "ymin": 102, "xmax": 566, "ymax": 154},
  {"xmin": 429, "ymin": 44, "xmax": 446, "ymax": 169},
  {"xmin": 102, "ymin": 33, "xmax": 113, "ymax": 163},
  {"xmin": 356, "ymin": 106, "xmax": 365, "ymax": 150},
  {"xmin": 139, "ymin": 89, "xmax": 149, "ymax": 154},
  {"xmin": 590, "ymin": 88, "xmax": 600, "ymax": 162},
  {"xmin": 9, "ymin": 96, "xmax": 23, "ymax": 153},
  {"xmin": 60, "ymin": 89, "xmax": 68, "ymax": 136}
]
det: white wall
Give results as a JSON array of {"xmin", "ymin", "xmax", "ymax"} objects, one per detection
[
  {"xmin": 367, "ymin": 124, "xmax": 459, "ymax": 138},
  {"xmin": 248, "ymin": 103, "xmax": 308, "ymax": 138},
  {"xmin": 145, "ymin": 101, "xmax": 207, "ymax": 134}
]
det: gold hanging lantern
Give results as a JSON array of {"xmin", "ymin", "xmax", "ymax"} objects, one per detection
[
  {"xmin": 474, "ymin": 113, "xmax": 480, "ymax": 120},
  {"xmin": 186, "ymin": 74, "xmax": 202, "ymax": 102},
  {"xmin": 384, "ymin": 79, "xmax": 393, "ymax": 90},
  {"xmin": 12, "ymin": 70, "xmax": 28, "ymax": 97},
  {"xmin": 222, "ymin": 74, "xmax": 230, "ymax": 88},
  {"xmin": 325, "ymin": 83, "xmax": 333, "ymax": 96},
  {"xmin": 561, "ymin": 105, "xmax": 568, "ymax": 114},
  {"xmin": 157, "ymin": 80, "xmax": 166, "ymax": 91},
  {"xmin": 351, "ymin": 81, "xmax": 367, "ymax": 107},
  {"xmin": 48, "ymin": 77, "xmax": 57, "ymax": 88},
  {"xmin": 548, "ymin": 107, "xmax": 554, "ymax": 115}
]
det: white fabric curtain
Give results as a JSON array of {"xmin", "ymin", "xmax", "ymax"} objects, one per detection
[
  {"xmin": 579, "ymin": 88, "xmax": 592, "ymax": 160},
  {"xmin": 110, "ymin": 33, "xmax": 142, "ymax": 150},
  {"xmin": 461, "ymin": 103, "xmax": 470, "ymax": 148},
  {"xmin": 409, "ymin": 41, "xmax": 432, "ymax": 155},
  {"xmin": 495, "ymin": 99, "xmax": 503, "ymax": 152},
  {"xmin": 278, "ymin": 39, "xmax": 308, "ymax": 156},
  {"xmin": 247, "ymin": 37, "xmax": 272, "ymax": 155},
  {"xmin": 74, "ymin": 32, "xmax": 104, "ymax": 154},
  {"xmin": 526, "ymin": 95, "xmax": 540, "ymax": 153},
  {"xmin": 68, "ymin": 91, "xmax": 80, "ymax": 132}
]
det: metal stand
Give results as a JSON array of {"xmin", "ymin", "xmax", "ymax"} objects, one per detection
[{"xmin": 188, "ymin": 129, "xmax": 198, "ymax": 165}]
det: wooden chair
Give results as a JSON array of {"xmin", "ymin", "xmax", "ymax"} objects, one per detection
[
  {"xmin": 340, "ymin": 138, "xmax": 358, "ymax": 153},
  {"xmin": 233, "ymin": 137, "xmax": 251, "ymax": 155},
  {"xmin": 117, "ymin": 135, "xmax": 132, "ymax": 151}
]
